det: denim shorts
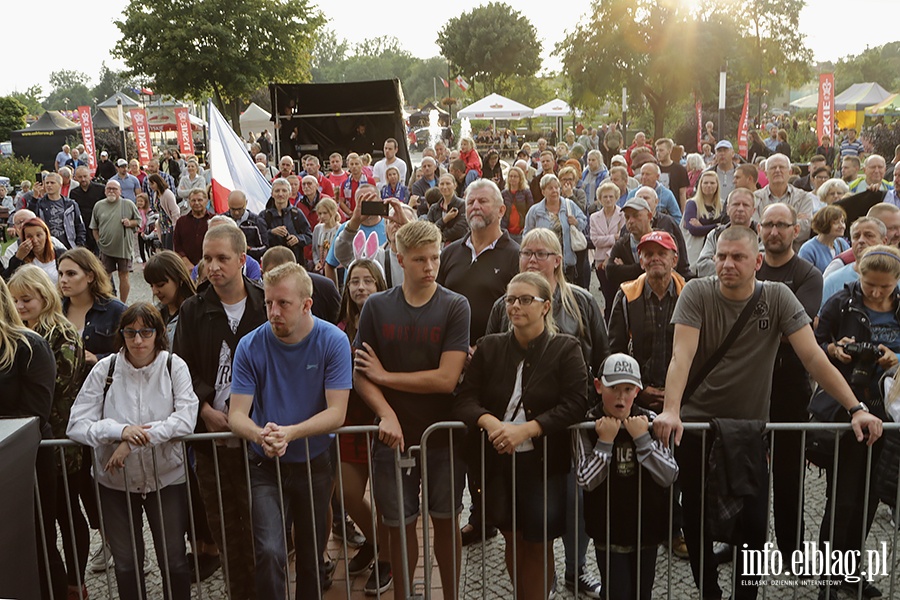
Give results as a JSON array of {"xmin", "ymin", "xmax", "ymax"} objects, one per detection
[{"xmin": 372, "ymin": 440, "xmax": 465, "ymax": 527}]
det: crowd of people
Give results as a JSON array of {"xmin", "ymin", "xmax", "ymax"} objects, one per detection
[{"xmin": 1, "ymin": 120, "xmax": 899, "ymax": 600}]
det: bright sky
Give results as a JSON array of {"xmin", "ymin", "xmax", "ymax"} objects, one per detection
[{"xmin": 2, "ymin": 0, "xmax": 897, "ymax": 98}]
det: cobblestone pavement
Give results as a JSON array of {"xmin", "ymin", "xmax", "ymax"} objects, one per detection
[{"xmin": 65, "ymin": 264, "xmax": 900, "ymax": 599}]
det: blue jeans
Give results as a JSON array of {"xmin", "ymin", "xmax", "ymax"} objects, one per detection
[
  {"xmin": 250, "ymin": 446, "xmax": 334, "ymax": 600},
  {"xmin": 465, "ymin": 169, "xmax": 479, "ymax": 187},
  {"xmin": 99, "ymin": 483, "xmax": 190, "ymax": 600}
]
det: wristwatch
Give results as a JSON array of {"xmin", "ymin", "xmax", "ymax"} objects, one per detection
[{"xmin": 848, "ymin": 402, "xmax": 869, "ymax": 416}]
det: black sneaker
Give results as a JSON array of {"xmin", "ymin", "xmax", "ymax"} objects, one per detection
[
  {"xmin": 840, "ymin": 579, "xmax": 882, "ymax": 599},
  {"xmin": 364, "ymin": 561, "xmax": 392, "ymax": 595},
  {"xmin": 333, "ymin": 517, "xmax": 367, "ymax": 548},
  {"xmin": 348, "ymin": 543, "xmax": 375, "ymax": 575},
  {"xmin": 564, "ymin": 573, "xmax": 602, "ymax": 599},
  {"xmin": 460, "ymin": 524, "xmax": 499, "ymax": 546}
]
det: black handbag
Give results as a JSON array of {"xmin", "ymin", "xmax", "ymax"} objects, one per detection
[{"xmin": 805, "ymin": 386, "xmax": 848, "ymax": 468}]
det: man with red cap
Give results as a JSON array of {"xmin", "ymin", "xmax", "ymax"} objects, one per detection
[{"xmin": 607, "ymin": 229, "xmax": 691, "ymax": 559}]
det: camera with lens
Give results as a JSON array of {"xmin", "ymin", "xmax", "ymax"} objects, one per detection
[{"xmin": 839, "ymin": 342, "xmax": 884, "ymax": 387}]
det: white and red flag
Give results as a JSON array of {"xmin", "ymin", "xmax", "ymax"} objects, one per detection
[
  {"xmin": 455, "ymin": 76, "xmax": 470, "ymax": 92},
  {"xmin": 440, "ymin": 78, "xmax": 449, "ymax": 88},
  {"xmin": 207, "ymin": 100, "xmax": 272, "ymax": 214}
]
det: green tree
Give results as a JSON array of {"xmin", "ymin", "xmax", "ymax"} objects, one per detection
[
  {"xmin": 114, "ymin": 0, "xmax": 325, "ymax": 123},
  {"xmin": 834, "ymin": 42, "xmax": 900, "ymax": 93},
  {"xmin": 43, "ymin": 69, "xmax": 94, "ymax": 111},
  {"xmin": 92, "ymin": 63, "xmax": 138, "ymax": 104},
  {"xmin": 558, "ymin": 0, "xmax": 811, "ymax": 138},
  {"xmin": 311, "ymin": 28, "xmax": 349, "ymax": 82},
  {"xmin": 0, "ymin": 155, "xmax": 43, "ymax": 188},
  {"xmin": 0, "ymin": 97, "xmax": 28, "ymax": 140},
  {"xmin": 9, "ymin": 85, "xmax": 43, "ymax": 116},
  {"xmin": 437, "ymin": 2, "xmax": 541, "ymax": 95}
]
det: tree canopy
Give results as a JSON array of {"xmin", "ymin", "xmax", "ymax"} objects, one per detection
[
  {"xmin": 558, "ymin": 0, "xmax": 812, "ymax": 138},
  {"xmin": 0, "ymin": 97, "xmax": 28, "ymax": 140},
  {"xmin": 834, "ymin": 41, "xmax": 900, "ymax": 93},
  {"xmin": 437, "ymin": 2, "xmax": 541, "ymax": 95},
  {"xmin": 114, "ymin": 0, "xmax": 324, "ymax": 122},
  {"xmin": 311, "ymin": 31, "xmax": 449, "ymax": 107}
]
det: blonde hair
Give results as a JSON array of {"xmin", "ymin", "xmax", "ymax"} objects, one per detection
[
  {"xmin": 316, "ymin": 197, "xmax": 339, "ymax": 227},
  {"xmin": 597, "ymin": 181, "xmax": 620, "ymax": 203},
  {"xmin": 8, "ymin": 266, "xmax": 80, "ymax": 349},
  {"xmin": 858, "ymin": 245, "xmax": 900, "ymax": 279},
  {"xmin": 263, "ymin": 262, "xmax": 313, "ymax": 298},
  {"xmin": 520, "ymin": 228, "xmax": 583, "ymax": 337},
  {"xmin": 506, "ymin": 166, "xmax": 526, "ymax": 193},
  {"xmin": 395, "ymin": 220, "xmax": 442, "ymax": 255},
  {"xmin": 692, "ymin": 171, "xmax": 723, "ymax": 220},
  {"xmin": 0, "ymin": 278, "xmax": 30, "ymax": 372},
  {"xmin": 508, "ymin": 272, "xmax": 557, "ymax": 334}
]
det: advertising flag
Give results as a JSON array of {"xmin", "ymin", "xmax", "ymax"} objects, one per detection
[
  {"xmin": 207, "ymin": 100, "xmax": 272, "ymax": 214},
  {"xmin": 129, "ymin": 109, "xmax": 153, "ymax": 166},
  {"xmin": 76, "ymin": 106, "xmax": 97, "ymax": 176},
  {"xmin": 737, "ymin": 83, "xmax": 751, "ymax": 159},
  {"xmin": 817, "ymin": 73, "xmax": 834, "ymax": 145},
  {"xmin": 174, "ymin": 108, "xmax": 195, "ymax": 156}
]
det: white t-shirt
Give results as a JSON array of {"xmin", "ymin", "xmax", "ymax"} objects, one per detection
[
  {"xmin": 214, "ymin": 297, "xmax": 247, "ymax": 413},
  {"xmin": 372, "ymin": 158, "xmax": 408, "ymax": 192},
  {"xmin": 503, "ymin": 361, "xmax": 534, "ymax": 452},
  {"xmin": 33, "ymin": 257, "xmax": 58, "ymax": 284}
]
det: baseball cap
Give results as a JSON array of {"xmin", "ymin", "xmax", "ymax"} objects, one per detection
[
  {"xmin": 100, "ymin": 151, "xmax": 108, "ymax": 157},
  {"xmin": 116, "ymin": 158, "xmax": 128, "ymax": 166},
  {"xmin": 715, "ymin": 140, "xmax": 733, "ymax": 151},
  {"xmin": 601, "ymin": 353, "xmax": 643, "ymax": 389},
  {"xmin": 637, "ymin": 231, "xmax": 677, "ymax": 253},
  {"xmin": 622, "ymin": 197, "xmax": 652, "ymax": 213}
]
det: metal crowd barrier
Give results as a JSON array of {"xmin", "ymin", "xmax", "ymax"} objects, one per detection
[{"xmin": 30, "ymin": 422, "xmax": 900, "ymax": 599}]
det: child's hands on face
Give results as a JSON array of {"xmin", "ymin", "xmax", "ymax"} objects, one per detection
[
  {"xmin": 595, "ymin": 416, "xmax": 620, "ymax": 443},
  {"xmin": 624, "ymin": 415, "xmax": 649, "ymax": 439}
]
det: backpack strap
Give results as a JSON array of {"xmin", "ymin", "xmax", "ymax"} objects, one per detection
[{"xmin": 102, "ymin": 355, "xmax": 117, "ymax": 401}]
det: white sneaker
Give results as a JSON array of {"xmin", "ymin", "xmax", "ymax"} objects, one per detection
[{"xmin": 89, "ymin": 543, "xmax": 113, "ymax": 572}]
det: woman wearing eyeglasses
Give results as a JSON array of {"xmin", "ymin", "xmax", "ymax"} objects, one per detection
[
  {"xmin": 68, "ymin": 302, "xmax": 198, "ymax": 600},
  {"xmin": 484, "ymin": 227, "xmax": 609, "ymax": 597},
  {"xmin": 455, "ymin": 271, "xmax": 588, "ymax": 600}
]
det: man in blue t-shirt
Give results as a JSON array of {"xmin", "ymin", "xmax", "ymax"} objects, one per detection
[
  {"xmin": 355, "ymin": 220, "xmax": 470, "ymax": 600},
  {"xmin": 230, "ymin": 262, "xmax": 352, "ymax": 599}
]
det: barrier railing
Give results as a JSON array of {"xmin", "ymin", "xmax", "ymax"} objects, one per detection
[{"xmin": 29, "ymin": 421, "xmax": 900, "ymax": 599}]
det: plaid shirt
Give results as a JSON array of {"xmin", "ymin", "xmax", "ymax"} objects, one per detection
[
  {"xmin": 142, "ymin": 171, "xmax": 177, "ymax": 204},
  {"xmin": 641, "ymin": 279, "xmax": 677, "ymax": 388}
]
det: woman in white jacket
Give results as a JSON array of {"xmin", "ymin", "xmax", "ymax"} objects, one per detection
[{"xmin": 68, "ymin": 302, "xmax": 198, "ymax": 600}]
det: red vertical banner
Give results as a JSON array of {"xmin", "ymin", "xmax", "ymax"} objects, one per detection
[
  {"xmin": 817, "ymin": 73, "xmax": 834, "ymax": 145},
  {"xmin": 175, "ymin": 108, "xmax": 195, "ymax": 156},
  {"xmin": 76, "ymin": 106, "xmax": 97, "ymax": 176},
  {"xmin": 695, "ymin": 100, "xmax": 703, "ymax": 152},
  {"xmin": 737, "ymin": 83, "xmax": 751, "ymax": 159},
  {"xmin": 129, "ymin": 109, "xmax": 153, "ymax": 165}
]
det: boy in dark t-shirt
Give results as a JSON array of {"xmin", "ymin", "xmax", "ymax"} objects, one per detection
[{"xmin": 354, "ymin": 220, "xmax": 470, "ymax": 600}]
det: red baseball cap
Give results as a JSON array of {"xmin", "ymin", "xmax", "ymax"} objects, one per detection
[{"xmin": 637, "ymin": 231, "xmax": 677, "ymax": 253}]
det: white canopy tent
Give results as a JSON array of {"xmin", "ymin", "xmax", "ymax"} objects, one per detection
[
  {"xmin": 532, "ymin": 98, "xmax": 575, "ymax": 117},
  {"xmin": 239, "ymin": 102, "xmax": 272, "ymax": 139},
  {"xmin": 532, "ymin": 98, "xmax": 583, "ymax": 139},
  {"xmin": 457, "ymin": 93, "xmax": 533, "ymax": 120}
]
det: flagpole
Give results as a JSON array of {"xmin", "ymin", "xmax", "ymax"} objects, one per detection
[
  {"xmin": 433, "ymin": 78, "xmax": 437, "ymax": 103},
  {"xmin": 448, "ymin": 62, "xmax": 453, "ymax": 122}
]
